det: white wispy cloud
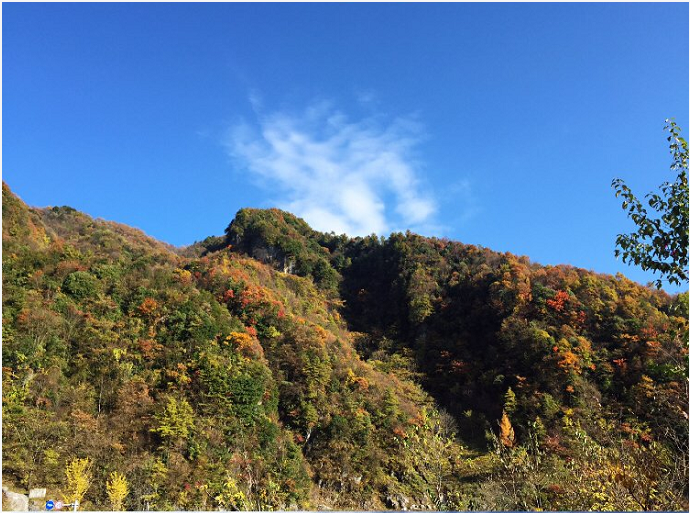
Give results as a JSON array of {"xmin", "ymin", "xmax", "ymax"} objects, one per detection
[{"xmin": 225, "ymin": 99, "xmax": 438, "ymax": 237}]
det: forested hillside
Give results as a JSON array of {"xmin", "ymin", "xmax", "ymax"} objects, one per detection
[{"xmin": 3, "ymin": 183, "xmax": 688, "ymax": 510}]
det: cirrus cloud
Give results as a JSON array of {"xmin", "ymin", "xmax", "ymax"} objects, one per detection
[{"xmin": 225, "ymin": 99, "xmax": 438, "ymax": 237}]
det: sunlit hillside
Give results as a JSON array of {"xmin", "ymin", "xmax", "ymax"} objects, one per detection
[{"xmin": 3, "ymin": 183, "xmax": 688, "ymax": 511}]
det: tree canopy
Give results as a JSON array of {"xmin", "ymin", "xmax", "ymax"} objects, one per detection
[{"xmin": 3, "ymin": 182, "xmax": 688, "ymax": 510}]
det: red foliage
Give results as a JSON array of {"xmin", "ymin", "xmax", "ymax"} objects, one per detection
[
  {"xmin": 222, "ymin": 288, "xmax": 235, "ymax": 302},
  {"xmin": 576, "ymin": 311, "xmax": 586, "ymax": 325},
  {"xmin": 450, "ymin": 360, "xmax": 467, "ymax": 374},
  {"xmin": 613, "ymin": 358, "xmax": 627, "ymax": 370},
  {"xmin": 546, "ymin": 290, "xmax": 570, "ymax": 312}
]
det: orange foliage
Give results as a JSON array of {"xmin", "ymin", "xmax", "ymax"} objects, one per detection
[
  {"xmin": 645, "ymin": 340, "xmax": 661, "ymax": 357},
  {"xmin": 137, "ymin": 297, "xmax": 159, "ymax": 317},
  {"xmin": 226, "ymin": 331, "xmax": 264, "ymax": 359},
  {"xmin": 139, "ymin": 338, "xmax": 162, "ymax": 359},
  {"xmin": 613, "ymin": 358, "xmax": 627, "ymax": 370},
  {"xmin": 499, "ymin": 411, "xmax": 515, "ymax": 448},
  {"xmin": 346, "ymin": 369, "xmax": 370, "ymax": 391},
  {"xmin": 557, "ymin": 350, "xmax": 582, "ymax": 375},
  {"xmin": 392, "ymin": 426, "xmax": 408, "ymax": 439},
  {"xmin": 353, "ymin": 376, "xmax": 369, "ymax": 391},
  {"xmin": 640, "ymin": 326, "xmax": 658, "ymax": 339},
  {"xmin": 546, "ymin": 290, "xmax": 569, "ymax": 312},
  {"xmin": 314, "ymin": 325, "xmax": 330, "ymax": 343},
  {"xmin": 70, "ymin": 409, "xmax": 98, "ymax": 431},
  {"xmin": 619, "ymin": 333, "xmax": 640, "ymax": 345}
]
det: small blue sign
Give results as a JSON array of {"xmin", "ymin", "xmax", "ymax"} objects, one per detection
[{"xmin": 46, "ymin": 500, "xmax": 55, "ymax": 510}]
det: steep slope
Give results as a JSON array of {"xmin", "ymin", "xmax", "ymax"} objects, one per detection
[
  {"xmin": 217, "ymin": 207, "xmax": 690, "ymax": 510},
  {"xmin": 3, "ymin": 188, "xmax": 688, "ymax": 510},
  {"xmin": 2, "ymin": 186, "xmax": 467, "ymax": 510}
]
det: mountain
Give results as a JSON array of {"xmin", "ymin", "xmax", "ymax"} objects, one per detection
[{"xmin": 3, "ymin": 182, "xmax": 688, "ymax": 511}]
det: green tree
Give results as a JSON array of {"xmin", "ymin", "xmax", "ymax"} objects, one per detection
[
  {"xmin": 405, "ymin": 409, "xmax": 462, "ymax": 509},
  {"xmin": 612, "ymin": 119, "xmax": 689, "ymax": 287},
  {"xmin": 504, "ymin": 387, "xmax": 517, "ymax": 414}
]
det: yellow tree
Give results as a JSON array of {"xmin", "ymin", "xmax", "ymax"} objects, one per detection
[
  {"xmin": 151, "ymin": 396, "xmax": 195, "ymax": 447},
  {"xmin": 63, "ymin": 458, "xmax": 92, "ymax": 505},
  {"xmin": 214, "ymin": 475, "xmax": 247, "ymax": 510},
  {"xmin": 106, "ymin": 471, "xmax": 129, "ymax": 511}
]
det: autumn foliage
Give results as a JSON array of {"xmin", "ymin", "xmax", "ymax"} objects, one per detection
[{"xmin": 2, "ymin": 184, "xmax": 687, "ymax": 510}]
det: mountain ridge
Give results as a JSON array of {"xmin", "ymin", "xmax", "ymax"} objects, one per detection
[{"xmin": 3, "ymin": 182, "xmax": 688, "ymax": 510}]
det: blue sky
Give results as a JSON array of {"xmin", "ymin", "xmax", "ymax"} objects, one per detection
[{"xmin": 3, "ymin": 3, "xmax": 688, "ymax": 292}]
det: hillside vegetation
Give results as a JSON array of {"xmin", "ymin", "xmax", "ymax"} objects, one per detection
[{"xmin": 3, "ymin": 183, "xmax": 688, "ymax": 510}]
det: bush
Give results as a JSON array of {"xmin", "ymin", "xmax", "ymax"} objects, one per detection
[{"xmin": 62, "ymin": 271, "xmax": 99, "ymax": 300}]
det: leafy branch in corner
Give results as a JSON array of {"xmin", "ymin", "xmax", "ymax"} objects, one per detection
[{"xmin": 612, "ymin": 119, "xmax": 689, "ymax": 288}]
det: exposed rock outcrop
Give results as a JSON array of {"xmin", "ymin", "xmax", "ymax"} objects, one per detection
[{"xmin": 2, "ymin": 486, "xmax": 29, "ymax": 512}]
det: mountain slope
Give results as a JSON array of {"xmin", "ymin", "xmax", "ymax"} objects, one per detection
[
  {"xmin": 3, "ymin": 185, "xmax": 688, "ymax": 510},
  {"xmin": 2, "ymin": 186, "xmax": 465, "ymax": 510}
]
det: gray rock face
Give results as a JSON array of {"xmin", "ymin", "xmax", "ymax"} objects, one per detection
[
  {"xmin": 385, "ymin": 492, "xmax": 410, "ymax": 510},
  {"xmin": 250, "ymin": 244, "xmax": 295, "ymax": 274},
  {"xmin": 2, "ymin": 486, "xmax": 29, "ymax": 511}
]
